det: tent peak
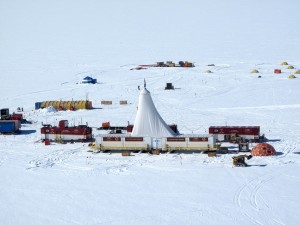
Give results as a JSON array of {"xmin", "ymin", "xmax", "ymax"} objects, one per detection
[{"xmin": 132, "ymin": 85, "xmax": 176, "ymax": 137}]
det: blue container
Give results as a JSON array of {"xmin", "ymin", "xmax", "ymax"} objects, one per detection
[
  {"xmin": 0, "ymin": 121, "xmax": 16, "ymax": 133},
  {"xmin": 35, "ymin": 102, "xmax": 42, "ymax": 110}
]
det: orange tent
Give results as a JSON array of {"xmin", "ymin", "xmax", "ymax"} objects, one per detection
[{"xmin": 251, "ymin": 143, "xmax": 276, "ymax": 156}]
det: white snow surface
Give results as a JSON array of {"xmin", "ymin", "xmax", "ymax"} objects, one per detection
[{"xmin": 1, "ymin": 0, "xmax": 300, "ymax": 224}]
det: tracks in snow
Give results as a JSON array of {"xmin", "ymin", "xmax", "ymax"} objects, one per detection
[
  {"xmin": 232, "ymin": 137, "xmax": 299, "ymax": 225},
  {"xmin": 27, "ymin": 147, "xmax": 83, "ymax": 170},
  {"xmin": 234, "ymin": 174, "xmax": 273, "ymax": 210},
  {"xmin": 233, "ymin": 169, "xmax": 288, "ymax": 225},
  {"xmin": 0, "ymin": 151, "xmax": 8, "ymax": 167}
]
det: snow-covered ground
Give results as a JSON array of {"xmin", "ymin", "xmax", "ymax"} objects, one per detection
[{"xmin": 1, "ymin": 1, "xmax": 300, "ymax": 224}]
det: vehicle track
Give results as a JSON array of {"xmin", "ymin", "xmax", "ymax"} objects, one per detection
[
  {"xmin": 27, "ymin": 147, "xmax": 83, "ymax": 170},
  {"xmin": 0, "ymin": 151, "xmax": 8, "ymax": 166},
  {"xmin": 233, "ymin": 167, "xmax": 290, "ymax": 225},
  {"xmin": 249, "ymin": 175, "xmax": 274, "ymax": 211}
]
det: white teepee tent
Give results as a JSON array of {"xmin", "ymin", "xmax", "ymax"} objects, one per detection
[{"xmin": 131, "ymin": 86, "xmax": 176, "ymax": 137}]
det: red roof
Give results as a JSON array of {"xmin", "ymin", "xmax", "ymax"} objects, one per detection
[{"xmin": 209, "ymin": 126, "xmax": 260, "ymax": 135}]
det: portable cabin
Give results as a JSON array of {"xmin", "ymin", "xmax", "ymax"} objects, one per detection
[
  {"xmin": 94, "ymin": 134, "xmax": 215, "ymax": 152},
  {"xmin": 35, "ymin": 102, "xmax": 42, "ymax": 110},
  {"xmin": 95, "ymin": 134, "xmax": 149, "ymax": 151},
  {"xmin": 178, "ymin": 61, "xmax": 184, "ymax": 67},
  {"xmin": 166, "ymin": 61, "xmax": 175, "ymax": 67},
  {"xmin": 41, "ymin": 120, "xmax": 92, "ymax": 142},
  {"xmin": 156, "ymin": 62, "xmax": 165, "ymax": 67},
  {"xmin": 163, "ymin": 135, "xmax": 215, "ymax": 151},
  {"xmin": 184, "ymin": 61, "xmax": 193, "ymax": 67},
  {"xmin": 0, "ymin": 120, "xmax": 21, "ymax": 133},
  {"xmin": 209, "ymin": 126, "xmax": 260, "ymax": 142},
  {"xmin": 274, "ymin": 69, "xmax": 281, "ymax": 74},
  {"xmin": 102, "ymin": 122, "xmax": 110, "ymax": 127}
]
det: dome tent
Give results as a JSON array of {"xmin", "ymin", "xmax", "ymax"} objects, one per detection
[
  {"xmin": 288, "ymin": 75, "xmax": 296, "ymax": 79},
  {"xmin": 280, "ymin": 61, "xmax": 288, "ymax": 65},
  {"xmin": 251, "ymin": 143, "xmax": 276, "ymax": 156},
  {"xmin": 287, "ymin": 65, "xmax": 294, "ymax": 69},
  {"xmin": 250, "ymin": 69, "xmax": 259, "ymax": 74},
  {"xmin": 294, "ymin": 70, "xmax": 300, "ymax": 74},
  {"xmin": 82, "ymin": 76, "xmax": 97, "ymax": 84},
  {"xmin": 131, "ymin": 83, "xmax": 176, "ymax": 137}
]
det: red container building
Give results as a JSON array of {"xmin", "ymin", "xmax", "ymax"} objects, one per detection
[
  {"xmin": 41, "ymin": 120, "xmax": 92, "ymax": 143},
  {"xmin": 209, "ymin": 126, "xmax": 260, "ymax": 142},
  {"xmin": 274, "ymin": 69, "xmax": 281, "ymax": 74}
]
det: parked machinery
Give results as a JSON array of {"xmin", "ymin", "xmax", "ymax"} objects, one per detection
[
  {"xmin": 0, "ymin": 108, "xmax": 22, "ymax": 133},
  {"xmin": 139, "ymin": 60, "xmax": 195, "ymax": 68},
  {"xmin": 0, "ymin": 108, "xmax": 10, "ymax": 120},
  {"xmin": 238, "ymin": 142, "xmax": 250, "ymax": 152},
  {"xmin": 232, "ymin": 155, "xmax": 252, "ymax": 167}
]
